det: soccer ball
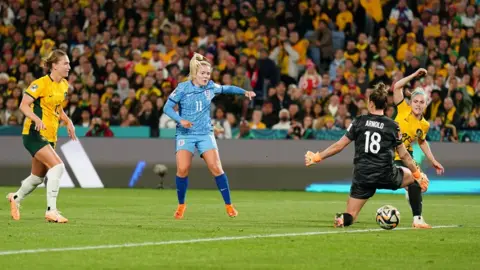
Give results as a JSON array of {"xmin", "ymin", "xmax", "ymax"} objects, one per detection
[{"xmin": 376, "ymin": 205, "xmax": 400, "ymax": 230}]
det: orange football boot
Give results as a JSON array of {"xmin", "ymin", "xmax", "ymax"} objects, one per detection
[
  {"xmin": 6, "ymin": 193, "xmax": 20, "ymax": 221},
  {"xmin": 174, "ymin": 204, "xmax": 186, "ymax": 219},
  {"xmin": 226, "ymin": 204, "xmax": 238, "ymax": 217}
]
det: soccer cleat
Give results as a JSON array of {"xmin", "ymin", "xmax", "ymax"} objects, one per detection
[
  {"xmin": 334, "ymin": 213, "xmax": 344, "ymax": 228},
  {"xmin": 45, "ymin": 210, "xmax": 68, "ymax": 223},
  {"xmin": 174, "ymin": 204, "xmax": 186, "ymax": 219},
  {"xmin": 225, "ymin": 204, "xmax": 238, "ymax": 217},
  {"xmin": 6, "ymin": 193, "xmax": 20, "ymax": 221},
  {"xmin": 412, "ymin": 216, "xmax": 432, "ymax": 229}
]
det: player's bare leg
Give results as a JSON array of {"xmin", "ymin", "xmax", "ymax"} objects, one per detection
[
  {"xmin": 399, "ymin": 167, "xmax": 431, "ymax": 229},
  {"xmin": 174, "ymin": 150, "xmax": 193, "ymax": 219},
  {"xmin": 202, "ymin": 149, "xmax": 237, "ymax": 217},
  {"xmin": 34, "ymin": 145, "xmax": 68, "ymax": 223},
  {"xmin": 335, "ymin": 197, "xmax": 368, "ymax": 228},
  {"xmin": 7, "ymin": 157, "xmax": 47, "ymax": 221}
]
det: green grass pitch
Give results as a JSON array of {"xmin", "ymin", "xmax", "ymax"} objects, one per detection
[{"xmin": 0, "ymin": 187, "xmax": 479, "ymax": 270}]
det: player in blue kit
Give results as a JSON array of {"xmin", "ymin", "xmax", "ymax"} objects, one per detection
[{"xmin": 163, "ymin": 53, "xmax": 256, "ymax": 219}]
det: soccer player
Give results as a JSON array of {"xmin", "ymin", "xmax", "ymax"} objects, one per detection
[
  {"xmin": 163, "ymin": 53, "xmax": 256, "ymax": 219},
  {"xmin": 392, "ymin": 68, "xmax": 445, "ymax": 228},
  {"xmin": 304, "ymin": 83, "xmax": 429, "ymax": 228},
  {"xmin": 6, "ymin": 50, "xmax": 76, "ymax": 223}
]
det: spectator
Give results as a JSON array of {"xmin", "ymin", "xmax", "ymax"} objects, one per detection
[
  {"xmin": 0, "ymin": 97, "xmax": 23, "ymax": 125},
  {"xmin": 249, "ymin": 109, "xmax": 266, "ymax": 130},
  {"xmin": 78, "ymin": 109, "xmax": 92, "ymax": 128},
  {"xmin": 270, "ymin": 82, "xmax": 292, "ymax": 114},
  {"xmin": 212, "ymin": 106, "xmax": 232, "ymax": 140},
  {"xmin": 86, "ymin": 117, "xmax": 114, "ymax": 137},
  {"xmin": 137, "ymin": 99, "xmax": 159, "ymax": 137},
  {"xmin": 236, "ymin": 120, "xmax": 255, "ymax": 139},
  {"xmin": 425, "ymin": 89, "xmax": 444, "ymax": 122},
  {"xmin": 441, "ymin": 97, "xmax": 462, "ymax": 129},
  {"xmin": 272, "ymin": 109, "xmax": 291, "ymax": 130},
  {"xmin": 298, "ymin": 60, "xmax": 322, "ymax": 96}
]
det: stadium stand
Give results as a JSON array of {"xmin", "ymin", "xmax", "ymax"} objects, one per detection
[{"xmin": 0, "ymin": 0, "xmax": 479, "ymax": 141}]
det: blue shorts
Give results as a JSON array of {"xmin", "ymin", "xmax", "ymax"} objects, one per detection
[{"xmin": 176, "ymin": 134, "xmax": 218, "ymax": 156}]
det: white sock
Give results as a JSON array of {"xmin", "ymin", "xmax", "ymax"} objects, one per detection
[
  {"xmin": 413, "ymin": 215, "xmax": 424, "ymax": 223},
  {"xmin": 46, "ymin": 163, "xmax": 65, "ymax": 211},
  {"xmin": 14, "ymin": 174, "xmax": 45, "ymax": 202}
]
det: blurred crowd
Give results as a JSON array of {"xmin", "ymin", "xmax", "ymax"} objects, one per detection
[{"xmin": 0, "ymin": 0, "xmax": 479, "ymax": 140}]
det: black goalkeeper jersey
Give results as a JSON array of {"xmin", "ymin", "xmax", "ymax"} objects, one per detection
[{"xmin": 345, "ymin": 114, "xmax": 403, "ymax": 184}]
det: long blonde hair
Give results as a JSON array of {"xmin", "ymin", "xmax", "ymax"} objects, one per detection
[{"xmin": 188, "ymin": 52, "xmax": 212, "ymax": 81}]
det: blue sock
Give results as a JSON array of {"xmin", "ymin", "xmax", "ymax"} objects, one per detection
[
  {"xmin": 215, "ymin": 173, "xmax": 231, "ymax": 204},
  {"xmin": 176, "ymin": 176, "xmax": 188, "ymax": 204}
]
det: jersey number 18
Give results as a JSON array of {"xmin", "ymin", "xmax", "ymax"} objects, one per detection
[{"xmin": 364, "ymin": 131, "xmax": 381, "ymax": 154}]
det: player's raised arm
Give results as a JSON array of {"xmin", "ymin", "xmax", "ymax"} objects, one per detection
[{"xmin": 392, "ymin": 68, "xmax": 427, "ymax": 105}]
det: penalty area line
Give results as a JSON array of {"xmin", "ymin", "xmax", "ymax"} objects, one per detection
[{"xmin": 0, "ymin": 225, "xmax": 461, "ymax": 256}]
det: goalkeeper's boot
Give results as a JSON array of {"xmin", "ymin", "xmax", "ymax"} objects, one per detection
[
  {"xmin": 226, "ymin": 204, "xmax": 238, "ymax": 218},
  {"xmin": 412, "ymin": 216, "xmax": 432, "ymax": 229},
  {"xmin": 6, "ymin": 193, "xmax": 20, "ymax": 221},
  {"xmin": 334, "ymin": 213, "xmax": 344, "ymax": 228},
  {"xmin": 45, "ymin": 209, "xmax": 68, "ymax": 223},
  {"xmin": 174, "ymin": 204, "xmax": 186, "ymax": 219}
]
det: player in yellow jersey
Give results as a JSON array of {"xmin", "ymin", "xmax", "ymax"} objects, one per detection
[
  {"xmin": 392, "ymin": 68, "xmax": 445, "ymax": 229},
  {"xmin": 6, "ymin": 50, "xmax": 77, "ymax": 223}
]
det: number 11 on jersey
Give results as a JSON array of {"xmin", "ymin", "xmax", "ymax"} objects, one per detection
[
  {"xmin": 365, "ymin": 131, "xmax": 381, "ymax": 154},
  {"xmin": 196, "ymin": 101, "xmax": 203, "ymax": 112}
]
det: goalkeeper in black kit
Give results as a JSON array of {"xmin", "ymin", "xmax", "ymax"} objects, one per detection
[{"xmin": 304, "ymin": 83, "xmax": 429, "ymax": 228}]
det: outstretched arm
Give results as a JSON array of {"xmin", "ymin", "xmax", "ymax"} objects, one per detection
[
  {"xmin": 305, "ymin": 135, "xmax": 352, "ymax": 166},
  {"xmin": 221, "ymin": 85, "xmax": 246, "ymax": 95},
  {"xmin": 319, "ymin": 135, "xmax": 352, "ymax": 159},
  {"xmin": 220, "ymin": 85, "xmax": 256, "ymax": 100},
  {"xmin": 392, "ymin": 68, "xmax": 426, "ymax": 105}
]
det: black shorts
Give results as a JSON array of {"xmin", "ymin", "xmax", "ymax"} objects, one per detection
[{"xmin": 350, "ymin": 167, "xmax": 404, "ymax": 199}]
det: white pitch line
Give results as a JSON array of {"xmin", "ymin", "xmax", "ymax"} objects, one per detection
[{"xmin": 0, "ymin": 225, "xmax": 460, "ymax": 256}]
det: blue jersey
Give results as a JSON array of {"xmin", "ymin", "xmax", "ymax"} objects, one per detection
[{"xmin": 168, "ymin": 80, "xmax": 227, "ymax": 136}]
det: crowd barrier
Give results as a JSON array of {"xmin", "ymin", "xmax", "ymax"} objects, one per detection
[{"xmin": 0, "ymin": 136, "xmax": 479, "ymax": 194}]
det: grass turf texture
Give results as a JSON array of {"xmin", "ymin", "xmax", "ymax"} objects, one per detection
[{"xmin": 0, "ymin": 187, "xmax": 479, "ymax": 270}]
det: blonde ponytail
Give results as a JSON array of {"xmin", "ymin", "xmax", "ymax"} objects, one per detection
[{"xmin": 188, "ymin": 52, "xmax": 212, "ymax": 81}]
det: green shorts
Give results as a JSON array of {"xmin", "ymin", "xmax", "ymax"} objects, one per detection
[
  {"xmin": 22, "ymin": 131, "xmax": 56, "ymax": 157},
  {"xmin": 394, "ymin": 160, "xmax": 405, "ymax": 167}
]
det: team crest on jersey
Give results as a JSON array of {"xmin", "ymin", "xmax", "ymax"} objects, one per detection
[
  {"xmin": 204, "ymin": 90, "xmax": 211, "ymax": 99},
  {"xmin": 30, "ymin": 84, "xmax": 38, "ymax": 92},
  {"xmin": 416, "ymin": 129, "xmax": 423, "ymax": 139},
  {"xmin": 178, "ymin": 139, "xmax": 185, "ymax": 146}
]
